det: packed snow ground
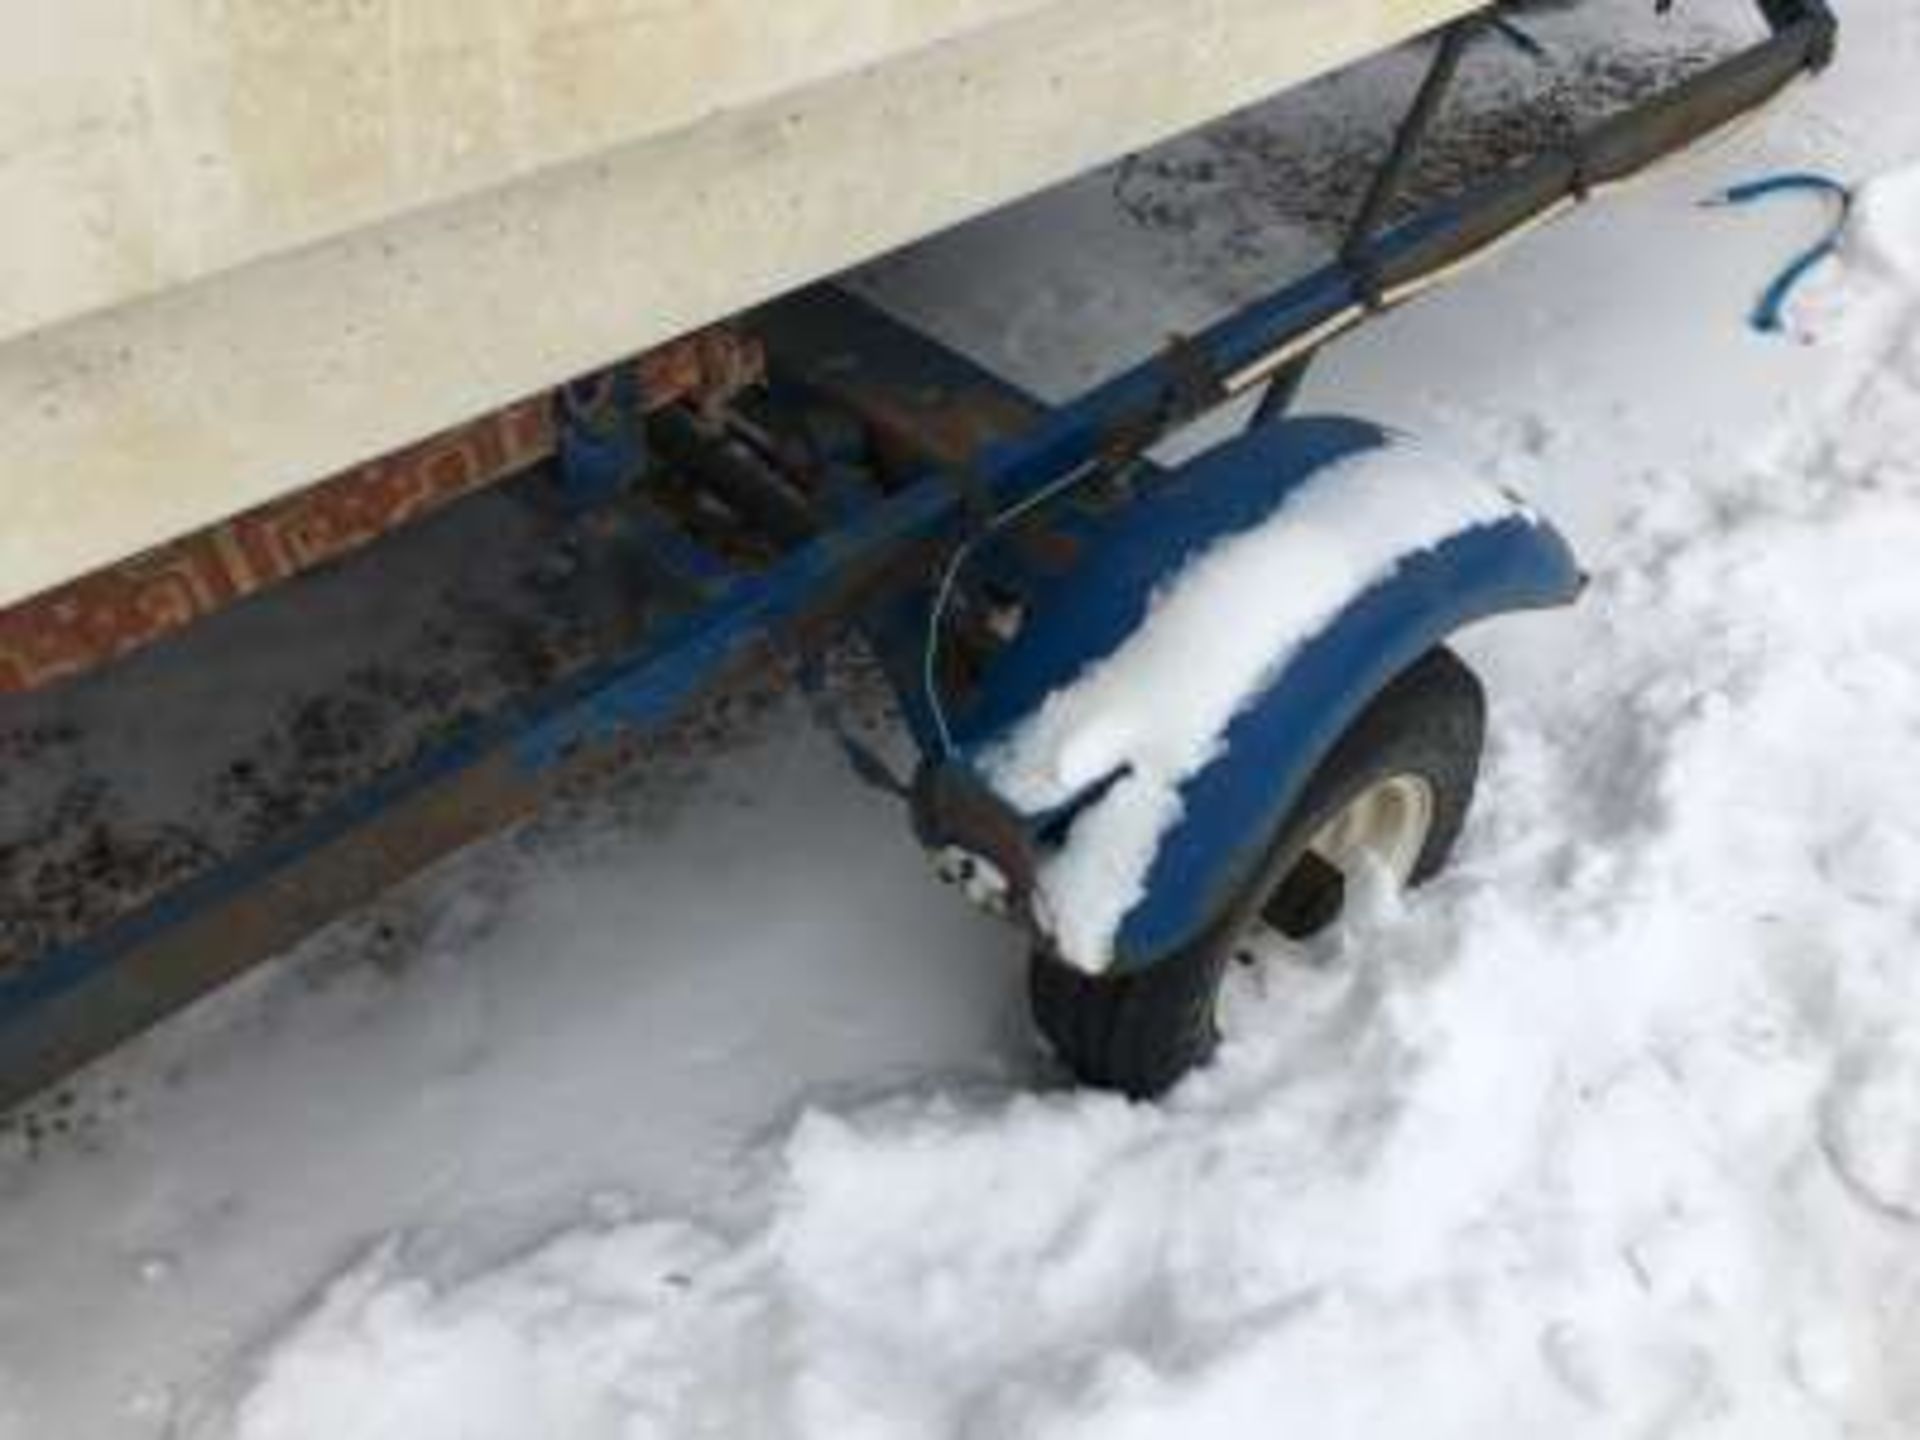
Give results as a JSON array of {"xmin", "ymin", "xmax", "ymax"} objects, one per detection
[{"xmin": 5, "ymin": 4, "xmax": 1920, "ymax": 1437}]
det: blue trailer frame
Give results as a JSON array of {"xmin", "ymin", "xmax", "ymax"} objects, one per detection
[{"xmin": 0, "ymin": 0, "xmax": 1837, "ymax": 1107}]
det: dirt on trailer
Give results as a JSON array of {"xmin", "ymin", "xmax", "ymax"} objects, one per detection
[{"xmin": 1109, "ymin": 36, "xmax": 1729, "ymax": 301}]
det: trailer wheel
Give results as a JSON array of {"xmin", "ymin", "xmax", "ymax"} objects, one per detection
[{"xmin": 1029, "ymin": 646, "xmax": 1486, "ymax": 1098}]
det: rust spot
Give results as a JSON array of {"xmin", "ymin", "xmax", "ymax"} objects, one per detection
[
  {"xmin": 0, "ymin": 325, "xmax": 764, "ymax": 696},
  {"xmin": 810, "ymin": 379, "xmax": 1036, "ymax": 476}
]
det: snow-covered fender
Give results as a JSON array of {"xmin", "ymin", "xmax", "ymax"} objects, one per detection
[{"xmin": 935, "ymin": 415, "xmax": 1583, "ymax": 974}]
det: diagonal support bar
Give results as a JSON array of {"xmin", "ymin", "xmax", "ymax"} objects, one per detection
[
  {"xmin": 1341, "ymin": 14, "xmax": 1484, "ymax": 288},
  {"xmin": 1252, "ymin": 12, "xmax": 1483, "ymax": 427}
]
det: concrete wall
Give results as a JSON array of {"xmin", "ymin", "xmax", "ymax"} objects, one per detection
[{"xmin": 2, "ymin": 0, "xmax": 1049, "ymax": 345}]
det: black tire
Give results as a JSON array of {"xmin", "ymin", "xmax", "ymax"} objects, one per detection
[{"xmin": 1030, "ymin": 646, "xmax": 1487, "ymax": 1098}]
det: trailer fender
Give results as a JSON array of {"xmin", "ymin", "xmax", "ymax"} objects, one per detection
[{"xmin": 933, "ymin": 415, "xmax": 1582, "ymax": 974}]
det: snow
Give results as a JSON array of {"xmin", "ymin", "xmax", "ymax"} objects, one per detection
[
  {"xmin": 6, "ymin": 4, "xmax": 1920, "ymax": 1437},
  {"xmin": 983, "ymin": 441, "xmax": 1518, "ymax": 971},
  {"xmin": 1856, "ymin": 165, "xmax": 1920, "ymax": 283}
]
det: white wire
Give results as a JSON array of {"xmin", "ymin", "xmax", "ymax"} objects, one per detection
[{"xmin": 923, "ymin": 457, "xmax": 1102, "ymax": 757}]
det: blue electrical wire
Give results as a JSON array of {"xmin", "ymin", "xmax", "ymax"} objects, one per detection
[{"xmin": 1704, "ymin": 171, "xmax": 1853, "ymax": 335}]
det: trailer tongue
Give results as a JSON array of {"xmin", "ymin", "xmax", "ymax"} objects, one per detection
[{"xmin": 0, "ymin": 2, "xmax": 1837, "ymax": 1106}]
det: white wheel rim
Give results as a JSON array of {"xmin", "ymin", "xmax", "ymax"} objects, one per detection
[
  {"xmin": 1305, "ymin": 773, "xmax": 1436, "ymax": 889},
  {"xmin": 1223, "ymin": 773, "xmax": 1439, "ymax": 1029}
]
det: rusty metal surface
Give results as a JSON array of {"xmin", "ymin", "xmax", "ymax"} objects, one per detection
[{"xmin": 0, "ymin": 327, "xmax": 763, "ymax": 697}]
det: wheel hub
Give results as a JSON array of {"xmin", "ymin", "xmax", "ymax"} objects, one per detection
[{"xmin": 1262, "ymin": 773, "xmax": 1435, "ymax": 942}]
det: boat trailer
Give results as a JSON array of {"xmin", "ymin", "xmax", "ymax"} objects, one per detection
[{"xmin": 0, "ymin": 0, "xmax": 1838, "ymax": 1103}]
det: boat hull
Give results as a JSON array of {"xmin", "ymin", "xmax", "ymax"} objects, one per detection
[{"xmin": 0, "ymin": 0, "xmax": 1475, "ymax": 610}]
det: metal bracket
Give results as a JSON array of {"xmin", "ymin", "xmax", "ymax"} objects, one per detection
[{"xmin": 556, "ymin": 365, "xmax": 650, "ymax": 511}]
